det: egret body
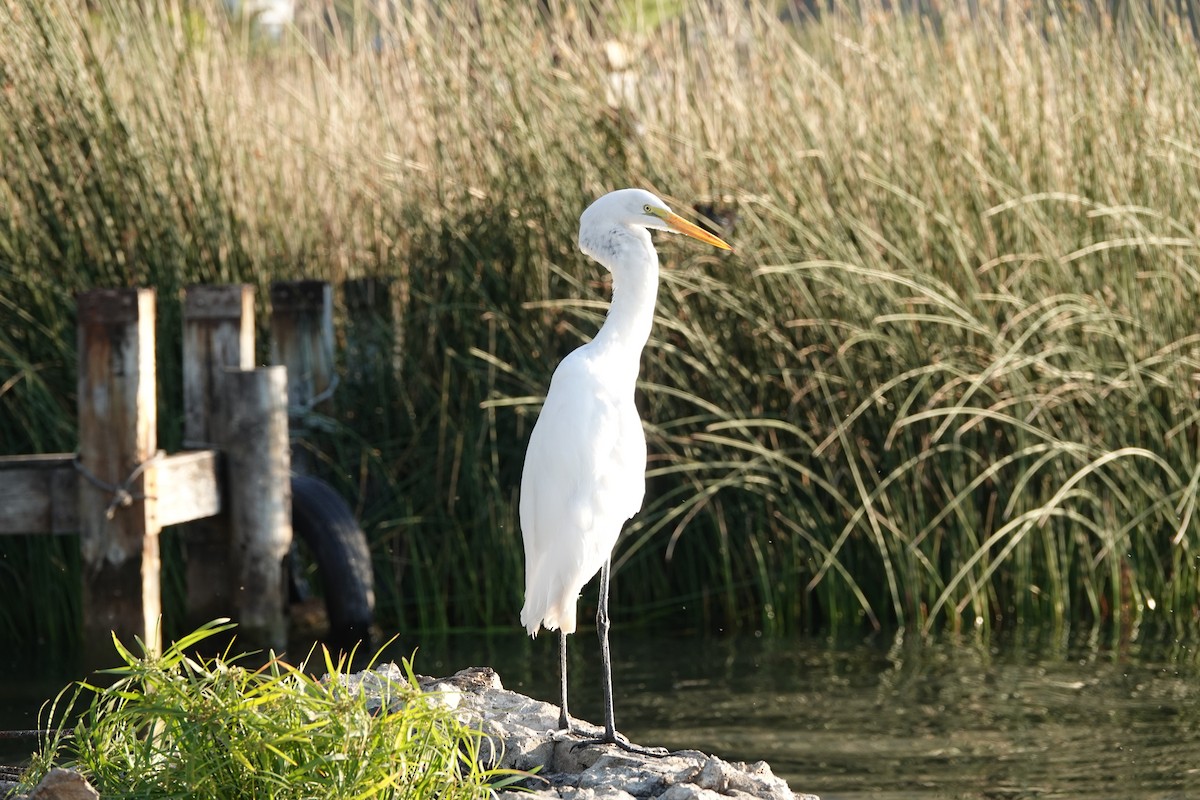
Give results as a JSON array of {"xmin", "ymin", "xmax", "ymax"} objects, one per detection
[{"xmin": 518, "ymin": 188, "xmax": 731, "ymax": 749}]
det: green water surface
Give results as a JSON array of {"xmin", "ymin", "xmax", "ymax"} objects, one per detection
[
  {"xmin": 420, "ymin": 629, "xmax": 1200, "ymax": 800},
  {"xmin": 4, "ymin": 629, "xmax": 1198, "ymax": 799}
]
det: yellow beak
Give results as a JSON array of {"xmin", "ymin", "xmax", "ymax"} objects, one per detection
[{"xmin": 656, "ymin": 209, "xmax": 733, "ymax": 251}]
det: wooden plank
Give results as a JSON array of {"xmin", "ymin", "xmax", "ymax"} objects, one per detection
[
  {"xmin": 157, "ymin": 450, "xmax": 221, "ymax": 528},
  {"xmin": 76, "ymin": 287, "xmax": 162, "ymax": 663},
  {"xmin": 0, "ymin": 454, "xmax": 77, "ymax": 534},
  {"xmin": 215, "ymin": 366, "xmax": 292, "ymax": 649},
  {"xmin": 270, "ymin": 280, "xmax": 334, "ymax": 476},
  {"xmin": 181, "ymin": 285, "xmax": 254, "ymax": 634},
  {"xmin": 344, "ymin": 277, "xmax": 404, "ymax": 377},
  {"xmin": 0, "ymin": 450, "xmax": 220, "ymax": 534},
  {"xmin": 182, "ymin": 285, "xmax": 254, "ymax": 447}
]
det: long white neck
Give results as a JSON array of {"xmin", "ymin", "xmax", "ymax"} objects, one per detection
[{"xmin": 581, "ymin": 226, "xmax": 661, "ymax": 384}]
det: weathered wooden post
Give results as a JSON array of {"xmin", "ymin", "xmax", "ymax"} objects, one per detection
[
  {"xmin": 181, "ymin": 285, "xmax": 255, "ymax": 632},
  {"xmin": 181, "ymin": 283, "xmax": 292, "ymax": 648},
  {"xmin": 270, "ymin": 280, "xmax": 335, "ymax": 476},
  {"xmin": 76, "ymin": 288, "xmax": 161, "ymax": 662},
  {"xmin": 183, "ymin": 285, "xmax": 255, "ymax": 447},
  {"xmin": 217, "ymin": 367, "xmax": 292, "ymax": 648},
  {"xmin": 273, "ymin": 279, "xmax": 378, "ymax": 650},
  {"xmin": 343, "ymin": 277, "xmax": 404, "ymax": 379},
  {"xmin": 342, "ymin": 277, "xmax": 403, "ymax": 498}
]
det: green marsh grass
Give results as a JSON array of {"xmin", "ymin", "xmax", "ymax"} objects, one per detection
[
  {"xmin": 22, "ymin": 620, "xmax": 521, "ymax": 799},
  {"xmin": 3, "ymin": 0, "xmax": 1200, "ymax": 642}
]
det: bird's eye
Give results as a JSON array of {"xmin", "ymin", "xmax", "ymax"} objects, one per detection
[{"xmin": 643, "ymin": 204, "xmax": 653, "ymax": 214}]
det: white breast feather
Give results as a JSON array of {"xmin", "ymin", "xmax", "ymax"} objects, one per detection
[{"xmin": 518, "ymin": 348, "xmax": 647, "ymax": 635}]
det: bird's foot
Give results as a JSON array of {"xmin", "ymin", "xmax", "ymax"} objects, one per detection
[{"xmin": 570, "ymin": 730, "xmax": 670, "ymax": 758}]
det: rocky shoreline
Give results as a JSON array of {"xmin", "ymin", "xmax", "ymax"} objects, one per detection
[
  {"xmin": 5, "ymin": 665, "xmax": 817, "ymax": 800},
  {"xmin": 400, "ymin": 665, "xmax": 816, "ymax": 800}
]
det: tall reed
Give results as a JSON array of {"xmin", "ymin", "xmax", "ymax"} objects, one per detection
[{"xmin": 3, "ymin": 0, "xmax": 1200, "ymax": 644}]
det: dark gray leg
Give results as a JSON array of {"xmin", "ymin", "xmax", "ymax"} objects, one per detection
[
  {"xmin": 559, "ymin": 629, "xmax": 572, "ymax": 731},
  {"xmin": 590, "ymin": 557, "xmax": 667, "ymax": 756},
  {"xmin": 597, "ymin": 557, "xmax": 617, "ymax": 741}
]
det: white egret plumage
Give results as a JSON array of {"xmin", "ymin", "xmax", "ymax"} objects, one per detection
[{"xmin": 519, "ymin": 188, "xmax": 732, "ymax": 750}]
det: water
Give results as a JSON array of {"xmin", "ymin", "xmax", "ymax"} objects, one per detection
[
  {"xmin": 0, "ymin": 670, "xmax": 64, "ymax": 771},
  {"xmin": 411, "ymin": 629, "xmax": 1200, "ymax": 800},
  {"xmin": 4, "ymin": 630, "xmax": 1200, "ymax": 799}
]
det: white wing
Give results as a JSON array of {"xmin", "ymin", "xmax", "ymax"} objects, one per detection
[{"xmin": 518, "ymin": 348, "xmax": 647, "ymax": 635}]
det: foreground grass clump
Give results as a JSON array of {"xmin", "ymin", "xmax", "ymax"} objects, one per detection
[
  {"xmin": 4, "ymin": 0, "xmax": 1200, "ymax": 641},
  {"xmin": 24, "ymin": 621, "xmax": 515, "ymax": 800}
]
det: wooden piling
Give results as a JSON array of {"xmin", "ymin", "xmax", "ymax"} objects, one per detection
[
  {"xmin": 342, "ymin": 278, "xmax": 403, "ymax": 502},
  {"xmin": 2, "ymin": 283, "xmax": 292, "ymax": 654},
  {"xmin": 343, "ymin": 277, "xmax": 404, "ymax": 379},
  {"xmin": 183, "ymin": 285, "xmax": 255, "ymax": 447},
  {"xmin": 0, "ymin": 455, "xmax": 79, "ymax": 535},
  {"xmin": 76, "ymin": 288, "xmax": 161, "ymax": 662},
  {"xmin": 217, "ymin": 366, "xmax": 293, "ymax": 649},
  {"xmin": 181, "ymin": 285, "xmax": 255, "ymax": 632},
  {"xmin": 270, "ymin": 280, "xmax": 334, "ymax": 476}
]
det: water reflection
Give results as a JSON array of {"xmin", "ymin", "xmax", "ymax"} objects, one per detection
[
  {"xmin": 3, "ymin": 630, "xmax": 1200, "ymax": 799},
  {"xmin": 404, "ymin": 629, "xmax": 1200, "ymax": 800},
  {"xmin": 0, "ymin": 671, "xmax": 65, "ymax": 770}
]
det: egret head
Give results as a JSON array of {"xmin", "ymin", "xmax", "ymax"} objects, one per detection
[{"xmin": 579, "ymin": 188, "xmax": 733, "ymax": 258}]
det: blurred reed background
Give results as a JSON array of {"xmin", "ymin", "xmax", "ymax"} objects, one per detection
[{"xmin": 3, "ymin": 0, "xmax": 1200, "ymax": 653}]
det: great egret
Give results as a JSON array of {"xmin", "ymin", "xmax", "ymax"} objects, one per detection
[{"xmin": 519, "ymin": 188, "xmax": 732, "ymax": 750}]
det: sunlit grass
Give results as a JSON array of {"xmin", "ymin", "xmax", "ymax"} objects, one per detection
[
  {"xmin": 21, "ymin": 620, "xmax": 521, "ymax": 799},
  {"xmin": 2, "ymin": 0, "xmax": 1200, "ymax": 642}
]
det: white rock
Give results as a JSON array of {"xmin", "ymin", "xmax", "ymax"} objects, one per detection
[
  {"xmin": 561, "ymin": 788, "xmax": 638, "ymax": 800},
  {"xmin": 28, "ymin": 769, "xmax": 99, "ymax": 800},
  {"xmin": 336, "ymin": 666, "xmax": 818, "ymax": 800},
  {"xmin": 579, "ymin": 754, "xmax": 668, "ymax": 796},
  {"xmin": 657, "ymin": 784, "xmax": 727, "ymax": 800}
]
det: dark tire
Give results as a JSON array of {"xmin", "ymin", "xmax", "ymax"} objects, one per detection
[{"xmin": 290, "ymin": 475, "xmax": 375, "ymax": 652}]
